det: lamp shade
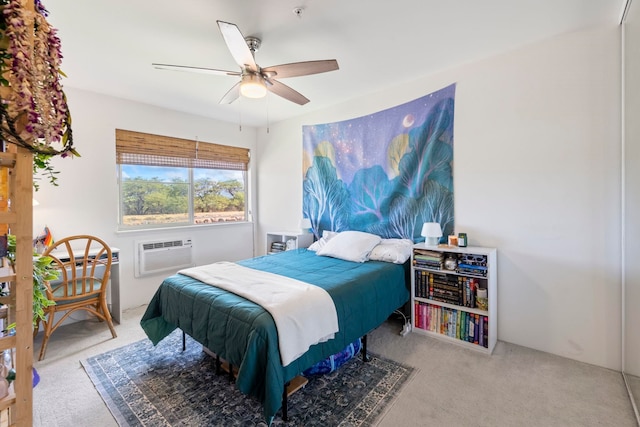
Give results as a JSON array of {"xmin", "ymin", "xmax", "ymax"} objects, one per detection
[
  {"xmin": 421, "ymin": 222, "xmax": 442, "ymax": 246},
  {"xmin": 300, "ymin": 218, "xmax": 312, "ymax": 229},
  {"xmin": 240, "ymin": 74, "xmax": 267, "ymax": 98},
  {"xmin": 299, "ymin": 218, "xmax": 312, "ymax": 232}
]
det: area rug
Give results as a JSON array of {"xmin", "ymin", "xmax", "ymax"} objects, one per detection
[{"xmin": 81, "ymin": 330, "xmax": 416, "ymax": 426}]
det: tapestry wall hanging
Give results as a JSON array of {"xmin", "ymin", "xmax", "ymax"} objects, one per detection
[{"xmin": 302, "ymin": 83, "xmax": 456, "ymax": 242}]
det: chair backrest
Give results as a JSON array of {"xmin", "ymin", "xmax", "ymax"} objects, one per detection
[{"xmin": 42, "ymin": 235, "xmax": 112, "ymax": 301}]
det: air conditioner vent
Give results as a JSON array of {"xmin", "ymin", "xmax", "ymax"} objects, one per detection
[
  {"xmin": 142, "ymin": 240, "xmax": 185, "ymax": 251},
  {"xmin": 135, "ymin": 238, "xmax": 193, "ymax": 277}
]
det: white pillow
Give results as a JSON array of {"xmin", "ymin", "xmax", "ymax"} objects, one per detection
[
  {"xmin": 307, "ymin": 230, "xmax": 338, "ymax": 252},
  {"xmin": 369, "ymin": 238, "xmax": 413, "ymax": 264},
  {"xmin": 322, "ymin": 230, "xmax": 338, "ymax": 240},
  {"xmin": 316, "ymin": 231, "xmax": 381, "ymax": 263},
  {"xmin": 307, "ymin": 239, "xmax": 323, "ymax": 252}
]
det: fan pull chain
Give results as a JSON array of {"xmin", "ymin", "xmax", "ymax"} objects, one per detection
[{"xmin": 266, "ymin": 92, "xmax": 270, "ymax": 134}]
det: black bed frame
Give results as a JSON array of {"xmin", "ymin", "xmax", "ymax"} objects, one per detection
[{"xmin": 179, "ymin": 330, "xmax": 370, "ymax": 422}]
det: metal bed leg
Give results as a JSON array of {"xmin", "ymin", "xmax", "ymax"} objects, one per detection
[
  {"xmin": 362, "ymin": 334, "xmax": 370, "ymax": 362},
  {"xmin": 282, "ymin": 382, "xmax": 289, "ymax": 421},
  {"xmin": 182, "ymin": 330, "xmax": 186, "ymax": 352},
  {"xmin": 228, "ymin": 363, "xmax": 234, "ymax": 382}
]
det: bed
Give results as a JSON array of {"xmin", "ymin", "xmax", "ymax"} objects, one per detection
[{"xmin": 140, "ymin": 235, "xmax": 410, "ymax": 424}]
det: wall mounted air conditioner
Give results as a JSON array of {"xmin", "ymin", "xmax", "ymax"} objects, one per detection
[{"xmin": 134, "ymin": 238, "xmax": 193, "ymax": 277}]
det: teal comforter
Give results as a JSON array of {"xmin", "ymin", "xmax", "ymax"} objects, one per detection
[{"xmin": 140, "ymin": 249, "xmax": 409, "ymax": 423}]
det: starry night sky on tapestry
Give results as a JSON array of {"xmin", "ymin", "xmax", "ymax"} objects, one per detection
[{"xmin": 302, "ymin": 84, "xmax": 456, "ymax": 242}]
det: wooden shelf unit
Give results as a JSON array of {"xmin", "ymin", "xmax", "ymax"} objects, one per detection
[
  {"xmin": 0, "ymin": 1, "xmax": 38, "ymax": 424},
  {"xmin": 0, "ymin": 145, "xmax": 34, "ymax": 426}
]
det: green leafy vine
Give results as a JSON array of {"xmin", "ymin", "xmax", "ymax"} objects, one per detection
[{"xmin": 4, "ymin": 234, "xmax": 57, "ymax": 329}]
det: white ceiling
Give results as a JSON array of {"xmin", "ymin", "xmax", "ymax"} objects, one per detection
[{"xmin": 46, "ymin": 0, "xmax": 624, "ymax": 128}]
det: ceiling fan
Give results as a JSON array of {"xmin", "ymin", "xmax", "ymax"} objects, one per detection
[{"xmin": 152, "ymin": 20, "xmax": 339, "ymax": 106}]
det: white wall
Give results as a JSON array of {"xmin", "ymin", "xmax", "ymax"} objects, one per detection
[
  {"xmin": 33, "ymin": 88, "xmax": 258, "ymax": 311},
  {"xmin": 257, "ymin": 25, "xmax": 622, "ymax": 370}
]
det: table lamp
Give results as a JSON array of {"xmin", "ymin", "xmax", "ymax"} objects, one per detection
[{"xmin": 421, "ymin": 222, "xmax": 442, "ymax": 246}]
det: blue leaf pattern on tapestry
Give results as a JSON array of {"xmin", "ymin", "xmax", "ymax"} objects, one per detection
[{"xmin": 303, "ymin": 84, "xmax": 455, "ymax": 242}]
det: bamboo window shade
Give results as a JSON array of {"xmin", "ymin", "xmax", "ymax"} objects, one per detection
[{"xmin": 115, "ymin": 129, "xmax": 249, "ymax": 171}]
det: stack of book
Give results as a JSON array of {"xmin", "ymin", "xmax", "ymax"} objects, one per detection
[
  {"xmin": 428, "ymin": 272, "xmax": 462, "ymax": 305},
  {"xmin": 457, "ymin": 253, "xmax": 488, "ymax": 277},
  {"xmin": 270, "ymin": 241, "xmax": 287, "ymax": 253},
  {"xmin": 413, "ymin": 249, "xmax": 444, "ymax": 269}
]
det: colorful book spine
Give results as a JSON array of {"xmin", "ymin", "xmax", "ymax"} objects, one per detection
[
  {"xmin": 414, "ymin": 302, "xmax": 489, "ymax": 350},
  {"xmin": 473, "ymin": 314, "xmax": 480, "ymax": 345},
  {"xmin": 483, "ymin": 315, "xmax": 489, "ymax": 348}
]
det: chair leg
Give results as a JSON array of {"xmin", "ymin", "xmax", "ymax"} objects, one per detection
[
  {"xmin": 94, "ymin": 303, "xmax": 104, "ymax": 322},
  {"xmin": 38, "ymin": 316, "xmax": 55, "ymax": 361},
  {"xmin": 100, "ymin": 298, "xmax": 117, "ymax": 338}
]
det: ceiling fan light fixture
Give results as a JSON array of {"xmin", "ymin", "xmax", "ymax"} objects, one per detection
[
  {"xmin": 153, "ymin": 21, "xmax": 338, "ymax": 105},
  {"xmin": 240, "ymin": 74, "xmax": 267, "ymax": 98}
]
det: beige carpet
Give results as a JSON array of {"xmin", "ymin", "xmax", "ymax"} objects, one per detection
[{"xmin": 33, "ymin": 305, "xmax": 638, "ymax": 427}]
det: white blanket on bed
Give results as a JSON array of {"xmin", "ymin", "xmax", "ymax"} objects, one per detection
[{"xmin": 178, "ymin": 261, "xmax": 339, "ymax": 366}]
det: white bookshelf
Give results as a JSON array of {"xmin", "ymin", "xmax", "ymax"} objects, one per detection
[
  {"xmin": 411, "ymin": 243, "xmax": 497, "ymax": 354},
  {"xmin": 266, "ymin": 231, "xmax": 314, "ymax": 254}
]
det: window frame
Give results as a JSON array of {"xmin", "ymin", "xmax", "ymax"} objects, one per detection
[{"xmin": 116, "ymin": 129, "xmax": 250, "ymax": 231}]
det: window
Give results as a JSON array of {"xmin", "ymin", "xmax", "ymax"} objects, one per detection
[{"xmin": 116, "ymin": 130, "xmax": 250, "ymax": 230}]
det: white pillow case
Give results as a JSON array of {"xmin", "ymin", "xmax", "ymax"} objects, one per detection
[
  {"xmin": 307, "ymin": 230, "xmax": 338, "ymax": 251},
  {"xmin": 316, "ymin": 231, "xmax": 381, "ymax": 263},
  {"xmin": 369, "ymin": 238, "xmax": 413, "ymax": 264}
]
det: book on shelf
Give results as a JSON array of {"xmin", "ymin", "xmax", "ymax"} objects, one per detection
[
  {"xmin": 459, "ymin": 276, "xmax": 479, "ymax": 308},
  {"xmin": 457, "ymin": 253, "xmax": 488, "ymax": 276},
  {"xmin": 414, "ymin": 248, "xmax": 445, "ymax": 258},
  {"xmin": 415, "ymin": 270, "xmax": 488, "ymax": 311},
  {"xmin": 413, "ymin": 249, "xmax": 444, "ymax": 270},
  {"xmin": 461, "ymin": 312, "xmax": 467, "ymax": 340},
  {"xmin": 483, "ymin": 316, "xmax": 488, "ymax": 348},
  {"xmin": 414, "ymin": 301, "xmax": 489, "ymax": 349},
  {"xmin": 270, "ymin": 241, "xmax": 287, "ymax": 252},
  {"xmin": 458, "ymin": 263, "xmax": 488, "ymax": 277},
  {"xmin": 474, "ymin": 314, "xmax": 480, "ymax": 345},
  {"xmin": 458, "ymin": 253, "xmax": 488, "ymax": 266}
]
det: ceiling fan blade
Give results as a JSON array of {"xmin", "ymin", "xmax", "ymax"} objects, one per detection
[
  {"xmin": 153, "ymin": 63, "xmax": 240, "ymax": 77},
  {"xmin": 219, "ymin": 82, "xmax": 241, "ymax": 104},
  {"xmin": 217, "ymin": 20, "xmax": 258, "ymax": 72},
  {"xmin": 265, "ymin": 79, "xmax": 310, "ymax": 105},
  {"xmin": 262, "ymin": 59, "xmax": 339, "ymax": 79}
]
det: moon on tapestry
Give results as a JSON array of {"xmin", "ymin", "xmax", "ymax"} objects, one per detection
[
  {"xmin": 402, "ymin": 114, "xmax": 415, "ymax": 128},
  {"xmin": 302, "ymin": 84, "xmax": 456, "ymax": 242}
]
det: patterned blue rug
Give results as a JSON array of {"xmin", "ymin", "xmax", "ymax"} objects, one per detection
[{"xmin": 82, "ymin": 330, "xmax": 415, "ymax": 426}]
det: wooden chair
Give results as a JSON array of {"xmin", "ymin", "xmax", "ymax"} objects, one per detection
[{"xmin": 36, "ymin": 235, "xmax": 117, "ymax": 360}]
